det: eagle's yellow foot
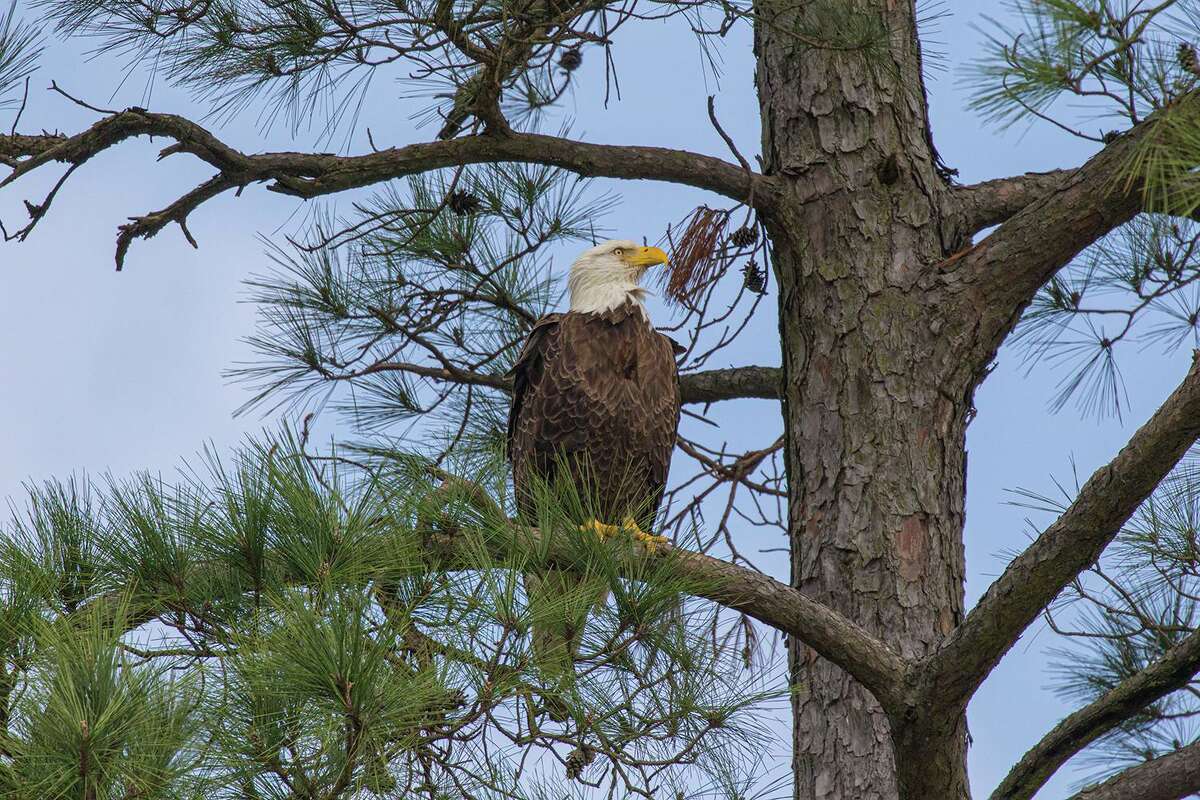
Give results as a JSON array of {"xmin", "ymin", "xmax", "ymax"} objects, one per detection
[
  {"xmin": 620, "ymin": 517, "xmax": 669, "ymax": 553},
  {"xmin": 579, "ymin": 519, "xmax": 621, "ymax": 540}
]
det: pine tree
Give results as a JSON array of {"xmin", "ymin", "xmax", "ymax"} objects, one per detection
[{"xmin": 5, "ymin": 1, "xmax": 1200, "ymax": 799}]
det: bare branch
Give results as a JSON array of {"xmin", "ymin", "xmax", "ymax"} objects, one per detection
[
  {"xmin": 0, "ymin": 106, "xmax": 779, "ymax": 265},
  {"xmin": 925, "ymin": 352, "xmax": 1200, "ymax": 711},
  {"xmin": 0, "ymin": 130, "xmax": 63, "ymax": 165},
  {"xmin": 992, "ymin": 626, "xmax": 1200, "ymax": 800},
  {"xmin": 1066, "ymin": 740, "xmax": 1200, "ymax": 800},
  {"xmin": 678, "ymin": 365, "xmax": 780, "ymax": 403},
  {"xmin": 534, "ymin": 532, "xmax": 910, "ymax": 711},
  {"xmin": 114, "ymin": 173, "xmax": 238, "ymax": 269}
]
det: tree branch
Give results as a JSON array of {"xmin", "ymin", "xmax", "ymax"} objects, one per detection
[
  {"xmin": 951, "ymin": 169, "xmax": 1072, "ymax": 236},
  {"xmin": 0, "ymin": 130, "xmax": 65, "ymax": 165},
  {"xmin": 991, "ymin": 626, "xmax": 1200, "ymax": 800},
  {"xmin": 678, "ymin": 365, "xmax": 781, "ymax": 403},
  {"xmin": 78, "ymin": 515, "xmax": 905, "ymax": 713},
  {"xmin": 336, "ymin": 360, "xmax": 781, "ymax": 404},
  {"xmin": 0, "ymin": 106, "xmax": 779, "ymax": 267},
  {"xmin": 555, "ymin": 533, "xmax": 910, "ymax": 711},
  {"xmin": 114, "ymin": 173, "xmax": 237, "ymax": 269},
  {"xmin": 941, "ymin": 99, "xmax": 1200, "ymax": 372},
  {"xmin": 1067, "ymin": 741, "xmax": 1200, "ymax": 800},
  {"xmin": 924, "ymin": 352, "xmax": 1200, "ymax": 711}
]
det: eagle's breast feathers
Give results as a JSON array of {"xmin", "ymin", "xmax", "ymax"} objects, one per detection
[{"xmin": 506, "ymin": 301, "xmax": 681, "ymax": 527}]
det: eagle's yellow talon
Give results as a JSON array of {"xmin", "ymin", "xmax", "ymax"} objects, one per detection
[
  {"xmin": 620, "ymin": 517, "xmax": 669, "ymax": 553},
  {"xmin": 579, "ymin": 519, "xmax": 621, "ymax": 540},
  {"xmin": 580, "ymin": 518, "xmax": 668, "ymax": 552}
]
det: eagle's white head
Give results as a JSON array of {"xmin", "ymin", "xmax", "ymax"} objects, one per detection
[{"xmin": 567, "ymin": 239, "xmax": 669, "ymax": 316}]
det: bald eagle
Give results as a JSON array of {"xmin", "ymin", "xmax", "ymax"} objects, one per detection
[{"xmin": 507, "ymin": 239, "xmax": 680, "ymax": 673}]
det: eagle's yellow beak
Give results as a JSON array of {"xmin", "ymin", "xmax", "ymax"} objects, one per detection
[{"xmin": 624, "ymin": 245, "xmax": 669, "ymax": 269}]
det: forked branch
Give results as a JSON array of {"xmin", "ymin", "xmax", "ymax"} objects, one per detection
[
  {"xmin": 926, "ymin": 352, "xmax": 1200, "ymax": 710},
  {"xmin": 952, "ymin": 169, "xmax": 1072, "ymax": 236},
  {"xmin": 944, "ymin": 97, "xmax": 1200, "ymax": 373}
]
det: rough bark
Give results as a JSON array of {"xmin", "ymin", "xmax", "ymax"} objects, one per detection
[
  {"xmin": 950, "ymin": 170, "xmax": 1071, "ymax": 237},
  {"xmin": 754, "ymin": 2, "xmax": 969, "ymax": 797},
  {"xmin": 929, "ymin": 354, "xmax": 1200, "ymax": 710},
  {"xmin": 992, "ymin": 621, "xmax": 1200, "ymax": 800},
  {"xmin": 1067, "ymin": 741, "xmax": 1200, "ymax": 800}
]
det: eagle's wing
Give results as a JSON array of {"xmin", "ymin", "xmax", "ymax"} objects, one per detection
[{"xmin": 506, "ymin": 313, "xmax": 564, "ymax": 467}]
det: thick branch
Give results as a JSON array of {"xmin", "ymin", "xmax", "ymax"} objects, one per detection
[
  {"xmin": 925, "ymin": 353, "xmax": 1200, "ymax": 710},
  {"xmin": 0, "ymin": 131, "xmax": 66, "ymax": 164},
  {"xmin": 943, "ymin": 99, "xmax": 1200, "ymax": 370},
  {"xmin": 1067, "ymin": 741, "xmax": 1200, "ymax": 800},
  {"xmin": 951, "ymin": 169, "xmax": 1071, "ymax": 236},
  {"xmin": 428, "ymin": 521, "xmax": 908, "ymax": 709},
  {"xmin": 0, "ymin": 107, "xmax": 778, "ymax": 266},
  {"xmin": 992, "ymin": 626, "xmax": 1200, "ymax": 800}
]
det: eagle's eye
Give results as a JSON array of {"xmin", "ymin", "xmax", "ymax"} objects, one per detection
[{"xmin": 612, "ymin": 247, "xmax": 624, "ymax": 256}]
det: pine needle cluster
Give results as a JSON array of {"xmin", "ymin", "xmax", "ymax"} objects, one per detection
[
  {"xmin": 1013, "ymin": 215, "xmax": 1200, "ymax": 418},
  {"xmin": 0, "ymin": 432, "xmax": 780, "ymax": 798},
  {"xmin": 1036, "ymin": 446, "xmax": 1200, "ymax": 779},
  {"xmin": 0, "ymin": 3, "xmax": 40, "ymax": 112}
]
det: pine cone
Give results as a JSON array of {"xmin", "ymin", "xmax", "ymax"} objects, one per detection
[
  {"xmin": 729, "ymin": 225, "xmax": 758, "ymax": 247},
  {"xmin": 1179, "ymin": 42, "xmax": 1200, "ymax": 77},
  {"xmin": 565, "ymin": 744, "xmax": 596, "ymax": 780},
  {"xmin": 560, "ymin": 47, "xmax": 583, "ymax": 72},
  {"xmin": 448, "ymin": 190, "xmax": 482, "ymax": 216},
  {"xmin": 742, "ymin": 260, "xmax": 766, "ymax": 294}
]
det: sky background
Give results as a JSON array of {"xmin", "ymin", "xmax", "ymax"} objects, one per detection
[{"xmin": 0, "ymin": 2, "xmax": 1191, "ymax": 797}]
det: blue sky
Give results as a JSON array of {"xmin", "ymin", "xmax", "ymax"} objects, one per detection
[{"xmin": 0, "ymin": 2, "xmax": 1190, "ymax": 797}]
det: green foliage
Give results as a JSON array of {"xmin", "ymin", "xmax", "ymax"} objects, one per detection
[
  {"xmin": 1042, "ymin": 447, "xmax": 1200, "ymax": 779},
  {"xmin": 234, "ymin": 163, "xmax": 614, "ymax": 460},
  {"xmin": 1013, "ymin": 215, "xmax": 1200, "ymax": 418},
  {"xmin": 786, "ymin": 0, "xmax": 891, "ymax": 56},
  {"xmin": 2, "ymin": 602, "xmax": 202, "ymax": 799},
  {"xmin": 1126, "ymin": 99, "xmax": 1200, "ymax": 220},
  {"xmin": 30, "ymin": 0, "xmax": 668, "ymax": 138},
  {"xmin": 0, "ymin": 1, "xmax": 41, "ymax": 111},
  {"xmin": 0, "ymin": 431, "xmax": 780, "ymax": 797},
  {"xmin": 968, "ymin": 0, "xmax": 1199, "ymax": 133}
]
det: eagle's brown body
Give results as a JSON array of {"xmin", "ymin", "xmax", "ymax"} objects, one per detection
[{"xmin": 507, "ymin": 300, "xmax": 681, "ymax": 529}]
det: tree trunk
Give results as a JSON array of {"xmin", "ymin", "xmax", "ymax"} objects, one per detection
[{"xmin": 755, "ymin": 2, "xmax": 973, "ymax": 797}]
